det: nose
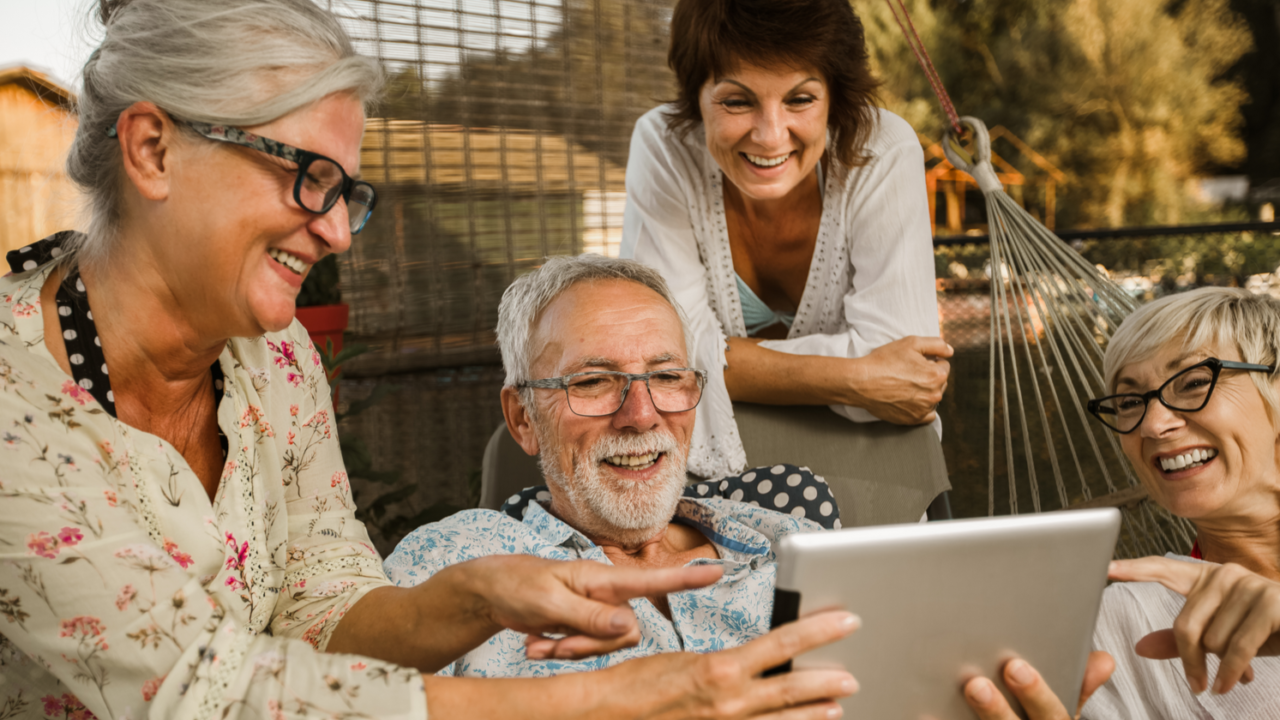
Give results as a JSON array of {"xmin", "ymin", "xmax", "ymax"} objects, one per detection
[
  {"xmin": 751, "ymin": 101, "xmax": 788, "ymax": 150},
  {"xmin": 1138, "ymin": 397, "xmax": 1186, "ymax": 438},
  {"xmin": 612, "ymin": 378, "xmax": 662, "ymax": 433},
  {"xmin": 308, "ymin": 199, "xmax": 353, "ymax": 255}
]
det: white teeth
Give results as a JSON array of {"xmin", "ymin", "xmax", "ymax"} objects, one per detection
[
  {"xmin": 268, "ymin": 248, "xmax": 309, "ymax": 275},
  {"xmin": 745, "ymin": 153, "xmax": 789, "ymax": 168},
  {"xmin": 1160, "ymin": 448, "xmax": 1217, "ymax": 472},
  {"xmin": 605, "ymin": 451, "xmax": 660, "ymax": 468}
]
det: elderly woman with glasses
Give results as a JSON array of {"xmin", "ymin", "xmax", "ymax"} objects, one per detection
[
  {"xmin": 0, "ymin": 2, "xmax": 860, "ymax": 719},
  {"xmin": 961, "ymin": 287, "xmax": 1280, "ymax": 720}
]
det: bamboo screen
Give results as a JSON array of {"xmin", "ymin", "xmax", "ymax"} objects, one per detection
[{"xmin": 331, "ymin": 0, "xmax": 677, "ymax": 373}]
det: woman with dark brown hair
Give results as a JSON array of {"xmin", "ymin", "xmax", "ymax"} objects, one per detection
[{"xmin": 622, "ymin": 0, "xmax": 952, "ymax": 480}]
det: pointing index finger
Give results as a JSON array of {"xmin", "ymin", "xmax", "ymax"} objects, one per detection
[
  {"xmin": 1108, "ymin": 557, "xmax": 1206, "ymax": 596},
  {"xmin": 575, "ymin": 563, "xmax": 724, "ymax": 604}
]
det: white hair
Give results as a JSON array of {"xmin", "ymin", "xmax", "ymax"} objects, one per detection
[
  {"xmin": 1104, "ymin": 287, "xmax": 1280, "ymax": 424},
  {"xmin": 66, "ymin": 0, "xmax": 384, "ymax": 268},
  {"xmin": 496, "ymin": 254, "xmax": 693, "ymax": 392}
]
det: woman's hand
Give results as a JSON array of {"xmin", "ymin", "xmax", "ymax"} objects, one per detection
[
  {"xmin": 424, "ymin": 610, "xmax": 861, "ymax": 720},
  {"xmin": 1109, "ymin": 556, "xmax": 1280, "ymax": 694},
  {"xmin": 848, "ymin": 336, "xmax": 952, "ymax": 424},
  {"xmin": 460, "ymin": 555, "xmax": 724, "ymax": 660},
  {"xmin": 962, "ymin": 653, "xmax": 1115, "ymax": 720}
]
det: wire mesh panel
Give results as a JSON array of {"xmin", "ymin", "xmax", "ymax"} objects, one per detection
[{"xmin": 330, "ymin": 0, "xmax": 676, "ymax": 373}]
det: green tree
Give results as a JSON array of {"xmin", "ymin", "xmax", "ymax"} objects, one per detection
[{"xmin": 862, "ymin": 0, "xmax": 1253, "ymax": 227}]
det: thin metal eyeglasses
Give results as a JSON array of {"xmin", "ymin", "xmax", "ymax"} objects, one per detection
[
  {"xmin": 1086, "ymin": 357, "xmax": 1275, "ymax": 434},
  {"xmin": 107, "ymin": 118, "xmax": 377, "ymax": 234},
  {"xmin": 517, "ymin": 368, "xmax": 708, "ymax": 417}
]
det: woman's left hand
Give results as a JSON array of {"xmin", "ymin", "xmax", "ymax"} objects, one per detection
[
  {"xmin": 962, "ymin": 653, "xmax": 1115, "ymax": 720},
  {"xmin": 1109, "ymin": 556, "xmax": 1280, "ymax": 694}
]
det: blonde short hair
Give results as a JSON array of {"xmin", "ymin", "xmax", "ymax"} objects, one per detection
[{"xmin": 1104, "ymin": 287, "xmax": 1280, "ymax": 424}]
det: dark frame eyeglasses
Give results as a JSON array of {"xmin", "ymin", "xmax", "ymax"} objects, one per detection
[
  {"xmin": 111, "ymin": 118, "xmax": 377, "ymax": 234},
  {"xmin": 1086, "ymin": 357, "xmax": 1275, "ymax": 434},
  {"xmin": 517, "ymin": 368, "xmax": 708, "ymax": 417}
]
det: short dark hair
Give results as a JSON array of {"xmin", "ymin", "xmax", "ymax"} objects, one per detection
[{"xmin": 665, "ymin": 0, "xmax": 880, "ymax": 168}]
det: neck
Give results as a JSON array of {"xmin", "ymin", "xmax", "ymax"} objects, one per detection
[
  {"xmin": 79, "ymin": 239, "xmax": 226, "ymax": 406},
  {"xmin": 1193, "ymin": 503, "xmax": 1280, "ymax": 581},
  {"xmin": 544, "ymin": 496, "xmax": 670, "ymax": 552},
  {"xmin": 724, "ymin": 163, "xmax": 821, "ymax": 226}
]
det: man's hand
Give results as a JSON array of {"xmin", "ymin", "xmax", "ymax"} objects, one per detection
[
  {"xmin": 849, "ymin": 336, "xmax": 952, "ymax": 425},
  {"xmin": 962, "ymin": 653, "xmax": 1114, "ymax": 720},
  {"xmin": 456, "ymin": 555, "xmax": 723, "ymax": 660},
  {"xmin": 1110, "ymin": 556, "xmax": 1280, "ymax": 694}
]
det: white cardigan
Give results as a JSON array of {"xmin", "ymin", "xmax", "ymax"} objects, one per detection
[{"xmin": 621, "ymin": 105, "xmax": 941, "ymax": 478}]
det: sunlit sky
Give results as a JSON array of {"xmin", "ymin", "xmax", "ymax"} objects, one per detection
[
  {"xmin": 0, "ymin": 0, "xmax": 98, "ymax": 89},
  {"xmin": 0, "ymin": 0, "xmax": 560, "ymax": 92}
]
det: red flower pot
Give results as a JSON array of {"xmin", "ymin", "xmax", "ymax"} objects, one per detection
[{"xmin": 295, "ymin": 303, "xmax": 349, "ymax": 383}]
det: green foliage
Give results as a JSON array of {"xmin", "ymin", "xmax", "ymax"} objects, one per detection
[
  {"xmin": 296, "ymin": 254, "xmax": 342, "ymax": 307},
  {"xmin": 863, "ymin": 0, "xmax": 1253, "ymax": 228}
]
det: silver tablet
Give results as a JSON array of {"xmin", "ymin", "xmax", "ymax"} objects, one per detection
[{"xmin": 769, "ymin": 509, "xmax": 1120, "ymax": 719}]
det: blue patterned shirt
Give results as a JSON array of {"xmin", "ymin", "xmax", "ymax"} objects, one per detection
[{"xmin": 383, "ymin": 496, "xmax": 822, "ymax": 677}]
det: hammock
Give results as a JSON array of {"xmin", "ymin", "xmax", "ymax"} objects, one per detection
[{"xmin": 884, "ymin": 0, "xmax": 1196, "ymax": 558}]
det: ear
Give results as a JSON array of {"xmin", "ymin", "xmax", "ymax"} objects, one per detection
[
  {"xmin": 501, "ymin": 386, "xmax": 540, "ymax": 457},
  {"xmin": 115, "ymin": 102, "xmax": 178, "ymax": 203}
]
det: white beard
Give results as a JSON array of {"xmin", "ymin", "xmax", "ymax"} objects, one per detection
[{"xmin": 537, "ymin": 426, "xmax": 689, "ymax": 544}]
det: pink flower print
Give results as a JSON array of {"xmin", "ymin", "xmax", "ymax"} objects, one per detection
[
  {"xmin": 59, "ymin": 616, "xmax": 108, "ymax": 651},
  {"xmin": 312, "ymin": 350, "xmax": 321, "ymax": 367},
  {"xmin": 115, "ymin": 584, "xmax": 137, "ymax": 612},
  {"xmin": 57, "ymin": 527, "xmax": 83, "ymax": 547},
  {"xmin": 224, "ymin": 533, "xmax": 248, "ymax": 571},
  {"xmin": 103, "ymin": 489, "xmax": 117, "ymax": 507},
  {"xmin": 26, "ymin": 531, "xmax": 60, "ymax": 559},
  {"xmin": 41, "ymin": 694, "xmax": 64, "ymax": 716},
  {"xmin": 162, "ymin": 539, "xmax": 194, "ymax": 569},
  {"xmin": 287, "ymin": 430, "xmax": 296, "ymax": 446},
  {"xmin": 141, "ymin": 675, "xmax": 164, "ymax": 702},
  {"xmin": 61, "ymin": 694, "xmax": 95, "ymax": 720},
  {"xmin": 11, "ymin": 301, "xmax": 37, "ymax": 318},
  {"xmin": 330, "ymin": 472, "xmax": 349, "ymax": 491},
  {"xmin": 224, "ymin": 576, "xmax": 245, "ymax": 592},
  {"xmin": 290, "ymin": 404, "xmax": 299, "ymax": 416},
  {"xmin": 60, "ymin": 380, "xmax": 92, "ymax": 406},
  {"xmin": 286, "ymin": 372, "xmax": 302, "ymax": 387},
  {"xmin": 350, "ymin": 661, "xmax": 367, "ymax": 671}
]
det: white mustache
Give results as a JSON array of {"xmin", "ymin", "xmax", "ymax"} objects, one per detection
[{"xmin": 591, "ymin": 431, "xmax": 678, "ymax": 462}]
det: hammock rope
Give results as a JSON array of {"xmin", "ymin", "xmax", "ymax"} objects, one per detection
[{"xmin": 885, "ymin": 0, "xmax": 1197, "ymax": 557}]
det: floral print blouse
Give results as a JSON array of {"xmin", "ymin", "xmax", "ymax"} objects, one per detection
[{"xmin": 0, "ymin": 260, "xmax": 427, "ymax": 720}]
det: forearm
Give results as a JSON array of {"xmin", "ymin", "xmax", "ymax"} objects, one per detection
[
  {"xmin": 327, "ymin": 563, "xmax": 500, "ymax": 673},
  {"xmin": 723, "ymin": 337, "xmax": 864, "ymax": 407}
]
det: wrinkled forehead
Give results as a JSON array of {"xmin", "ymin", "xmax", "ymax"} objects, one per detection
[{"xmin": 530, "ymin": 279, "xmax": 688, "ymax": 376}]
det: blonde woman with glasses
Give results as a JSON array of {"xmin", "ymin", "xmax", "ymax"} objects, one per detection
[{"xmin": 961, "ymin": 287, "xmax": 1280, "ymax": 720}]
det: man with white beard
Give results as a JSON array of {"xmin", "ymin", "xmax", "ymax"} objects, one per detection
[{"xmin": 383, "ymin": 255, "xmax": 833, "ymax": 677}]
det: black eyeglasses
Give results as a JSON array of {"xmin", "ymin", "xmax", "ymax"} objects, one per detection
[
  {"xmin": 109, "ymin": 118, "xmax": 377, "ymax": 233},
  {"xmin": 517, "ymin": 368, "xmax": 708, "ymax": 417},
  {"xmin": 1087, "ymin": 357, "xmax": 1275, "ymax": 434}
]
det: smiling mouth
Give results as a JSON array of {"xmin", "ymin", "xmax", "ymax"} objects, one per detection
[
  {"xmin": 742, "ymin": 152, "xmax": 791, "ymax": 168},
  {"xmin": 1157, "ymin": 448, "xmax": 1218, "ymax": 473},
  {"xmin": 603, "ymin": 451, "xmax": 663, "ymax": 470},
  {"xmin": 268, "ymin": 248, "xmax": 311, "ymax": 276}
]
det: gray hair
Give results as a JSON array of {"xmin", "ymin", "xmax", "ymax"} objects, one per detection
[
  {"xmin": 1104, "ymin": 287, "xmax": 1280, "ymax": 424},
  {"xmin": 496, "ymin": 254, "xmax": 692, "ymax": 393},
  {"xmin": 66, "ymin": 0, "xmax": 383, "ymax": 268}
]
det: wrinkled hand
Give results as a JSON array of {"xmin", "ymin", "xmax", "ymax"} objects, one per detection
[
  {"xmin": 1110, "ymin": 556, "xmax": 1280, "ymax": 694},
  {"xmin": 460, "ymin": 555, "xmax": 723, "ymax": 660},
  {"xmin": 853, "ymin": 336, "xmax": 952, "ymax": 425},
  {"xmin": 617, "ymin": 610, "xmax": 861, "ymax": 719},
  {"xmin": 962, "ymin": 653, "xmax": 1114, "ymax": 720}
]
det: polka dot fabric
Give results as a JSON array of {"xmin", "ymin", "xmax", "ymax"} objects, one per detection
[{"xmin": 500, "ymin": 463, "xmax": 841, "ymax": 529}]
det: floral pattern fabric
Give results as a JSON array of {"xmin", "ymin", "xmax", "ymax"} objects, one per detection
[
  {"xmin": 0, "ymin": 258, "xmax": 427, "ymax": 720},
  {"xmin": 383, "ymin": 496, "xmax": 822, "ymax": 678}
]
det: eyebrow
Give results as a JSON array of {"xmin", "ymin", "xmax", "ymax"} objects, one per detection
[
  {"xmin": 711, "ymin": 77, "xmax": 822, "ymax": 96},
  {"xmin": 564, "ymin": 353, "xmax": 683, "ymax": 373},
  {"xmin": 1114, "ymin": 353, "xmax": 1210, "ymax": 389}
]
